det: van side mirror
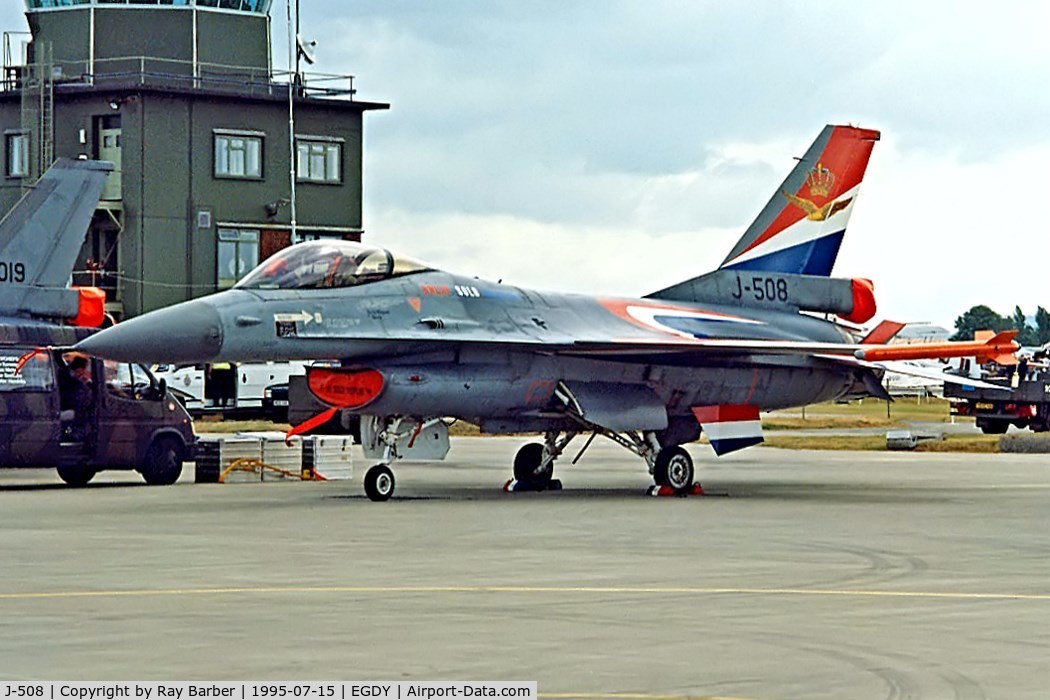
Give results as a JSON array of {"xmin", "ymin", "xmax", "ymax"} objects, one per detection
[{"xmin": 158, "ymin": 378, "xmax": 167, "ymax": 397}]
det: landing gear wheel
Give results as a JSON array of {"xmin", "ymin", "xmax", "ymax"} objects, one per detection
[
  {"xmin": 57, "ymin": 465, "xmax": 96, "ymax": 487},
  {"xmin": 142, "ymin": 437, "xmax": 184, "ymax": 486},
  {"xmin": 513, "ymin": 442, "xmax": 553, "ymax": 490},
  {"xmin": 364, "ymin": 464, "xmax": 395, "ymax": 502},
  {"xmin": 653, "ymin": 446, "xmax": 694, "ymax": 493}
]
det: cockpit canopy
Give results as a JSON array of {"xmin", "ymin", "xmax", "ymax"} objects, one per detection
[{"xmin": 236, "ymin": 240, "xmax": 431, "ymax": 291}]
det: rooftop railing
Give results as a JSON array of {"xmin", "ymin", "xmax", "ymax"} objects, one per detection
[
  {"xmin": 0, "ymin": 55, "xmax": 356, "ymax": 99},
  {"xmin": 24, "ymin": 0, "xmax": 274, "ymax": 15}
]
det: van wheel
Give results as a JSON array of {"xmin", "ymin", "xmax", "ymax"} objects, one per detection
[
  {"xmin": 142, "ymin": 437, "xmax": 184, "ymax": 486},
  {"xmin": 57, "ymin": 465, "xmax": 96, "ymax": 487}
]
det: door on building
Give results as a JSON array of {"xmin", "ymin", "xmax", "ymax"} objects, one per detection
[{"xmin": 97, "ymin": 115, "xmax": 122, "ymax": 202}]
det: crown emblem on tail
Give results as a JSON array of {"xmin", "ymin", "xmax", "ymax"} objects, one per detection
[{"xmin": 806, "ymin": 163, "xmax": 835, "ymax": 197}]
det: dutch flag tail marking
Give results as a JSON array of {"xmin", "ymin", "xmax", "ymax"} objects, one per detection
[{"xmin": 720, "ymin": 125, "xmax": 881, "ymax": 277}]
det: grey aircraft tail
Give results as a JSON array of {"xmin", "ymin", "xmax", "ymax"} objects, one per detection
[
  {"xmin": 0, "ymin": 158, "xmax": 113, "ymax": 326},
  {"xmin": 647, "ymin": 124, "xmax": 881, "ymax": 324}
]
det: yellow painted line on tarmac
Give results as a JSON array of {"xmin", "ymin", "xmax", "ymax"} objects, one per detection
[{"xmin": 1, "ymin": 584, "xmax": 1050, "ymax": 602}]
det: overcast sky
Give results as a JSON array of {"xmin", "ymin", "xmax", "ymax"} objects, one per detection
[{"xmin": 8, "ymin": 1, "xmax": 1050, "ymax": 329}]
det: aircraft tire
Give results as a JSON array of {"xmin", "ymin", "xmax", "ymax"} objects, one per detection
[
  {"xmin": 653, "ymin": 447, "xmax": 694, "ymax": 493},
  {"xmin": 513, "ymin": 442, "xmax": 553, "ymax": 489},
  {"xmin": 364, "ymin": 464, "xmax": 395, "ymax": 502},
  {"xmin": 57, "ymin": 465, "xmax": 96, "ymax": 487},
  {"xmin": 142, "ymin": 437, "xmax": 184, "ymax": 486}
]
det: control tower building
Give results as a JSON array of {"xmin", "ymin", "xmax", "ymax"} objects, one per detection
[{"xmin": 0, "ymin": 0, "xmax": 388, "ymax": 317}]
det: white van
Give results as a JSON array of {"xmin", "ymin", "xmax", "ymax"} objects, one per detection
[{"xmin": 153, "ymin": 361, "xmax": 307, "ymax": 416}]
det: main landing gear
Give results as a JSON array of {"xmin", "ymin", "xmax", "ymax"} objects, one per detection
[
  {"xmin": 504, "ymin": 428, "xmax": 702, "ymax": 497},
  {"xmin": 355, "ymin": 415, "xmax": 701, "ymax": 501},
  {"xmin": 507, "ymin": 432, "xmax": 573, "ymax": 492}
]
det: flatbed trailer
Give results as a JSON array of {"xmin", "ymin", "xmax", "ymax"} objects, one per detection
[{"xmin": 945, "ymin": 370, "xmax": 1050, "ymax": 434}]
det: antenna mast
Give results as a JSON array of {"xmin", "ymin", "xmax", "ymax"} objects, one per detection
[{"xmin": 286, "ymin": 0, "xmax": 298, "ymax": 242}]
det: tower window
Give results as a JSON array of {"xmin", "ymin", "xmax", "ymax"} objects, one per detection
[
  {"xmin": 296, "ymin": 138, "xmax": 342, "ymax": 184},
  {"xmin": 6, "ymin": 132, "xmax": 28, "ymax": 178},
  {"xmin": 217, "ymin": 228, "xmax": 259, "ymax": 289},
  {"xmin": 214, "ymin": 131, "xmax": 263, "ymax": 179}
]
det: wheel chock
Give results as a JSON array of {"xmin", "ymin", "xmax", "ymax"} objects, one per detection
[
  {"xmin": 502, "ymin": 478, "xmax": 562, "ymax": 493},
  {"xmin": 647, "ymin": 482, "xmax": 705, "ymax": 497}
]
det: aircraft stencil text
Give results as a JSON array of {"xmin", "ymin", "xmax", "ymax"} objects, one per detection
[{"xmin": 0, "ymin": 261, "xmax": 26, "ymax": 283}]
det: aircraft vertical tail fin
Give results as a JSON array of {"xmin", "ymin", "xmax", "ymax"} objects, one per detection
[
  {"xmin": 718, "ymin": 124, "xmax": 880, "ymax": 277},
  {"xmin": 0, "ymin": 159, "xmax": 112, "ymax": 323}
]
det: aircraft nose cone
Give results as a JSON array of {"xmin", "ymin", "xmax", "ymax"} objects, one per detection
[{"xmin": 76, "ymin": 299, "xmax": 224, "ymax": 364}]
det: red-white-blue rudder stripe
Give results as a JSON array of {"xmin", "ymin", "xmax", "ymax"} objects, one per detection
[{"xmin": 692, "ymin": 404, "xmax": 764, "ymax": 456}]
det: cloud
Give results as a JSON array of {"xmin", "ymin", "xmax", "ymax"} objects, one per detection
[
  {"xmin": 368, "ymin": 207, "xmax": 739, "ymax": 299},
  {"xmin": 0, "ymin": 0, "xmax": 1045, "ymax": 329},
  {"xmin": 304, "ymin": 0, "xmax": 1050, "ymax": 327}
]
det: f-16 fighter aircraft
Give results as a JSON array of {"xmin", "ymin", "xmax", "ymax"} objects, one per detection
[{"xmin": 77, "ymin": 125, "xmax": 1017, "ymax": 500}]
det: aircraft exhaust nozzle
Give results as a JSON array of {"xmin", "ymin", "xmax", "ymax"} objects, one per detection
[{"xmin": 75, "ymin": 299, "xmax": 224, "ymax": 364}]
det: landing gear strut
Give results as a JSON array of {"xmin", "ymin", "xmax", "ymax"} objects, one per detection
[
  {"xmin": 504, "ymin": 424, "xmax": 701, "ymax": 497},
  {"xmin": 358, "ymin": 415, "xmax": 450, "ymax": 502}
]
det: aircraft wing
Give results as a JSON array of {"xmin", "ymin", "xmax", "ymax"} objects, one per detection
[
  {"xmin": 813, "ymin": 354, "xmax": 1013, "ymax": 392},
  {"xmin": 556, "ymin": 330, "xmax": 1019, "ymax": 367}
]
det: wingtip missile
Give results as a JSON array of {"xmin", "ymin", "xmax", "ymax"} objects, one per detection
[{"xmin": 854, "ymin": 330, "xmax": 1020, "ymax": 364}]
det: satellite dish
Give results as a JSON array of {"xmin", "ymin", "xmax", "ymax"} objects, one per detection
[{"xmin": 296, "ymin": 34, "xmax": 317, "ymax": 65}]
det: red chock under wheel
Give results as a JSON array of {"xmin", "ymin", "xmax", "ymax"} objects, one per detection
[{"xmin": 647, "ymin": 483, "xmax": 705, "ymax": 497}]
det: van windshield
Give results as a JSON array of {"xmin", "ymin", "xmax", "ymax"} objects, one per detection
[{"xmin": 0, "ymin": 348, "xmax": 54, "ymax": 393}]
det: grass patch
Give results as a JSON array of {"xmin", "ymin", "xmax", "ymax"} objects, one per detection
[
  {"xmin": 766, "ymin": 397, "xmax": 964, "ymax": 430},
  {"xmin": 448, "ymin": 421, "xmax": 482, "ymax": 437},
  {"xmin": 763, "ymin": 435, "xmax": 888, "ymax": 451},
  {"xmin": 763, "ymin": 415, "xmax": 900, "ymax": 430},
  {"xmin": 193, "ymin": 420, "xmax": 291, "ymax": 434},
  {"xmin": 763, "ymin": 434, "xmax": 999, "ymax": 453},
  {"xmin": 999, "ymin": 434, "xmax": 1050, "ymax": 454},
  {"xmin": 914, "ymin": 436, "xmax": 999, "ymax": 453}
]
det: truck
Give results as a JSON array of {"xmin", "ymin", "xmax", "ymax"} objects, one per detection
[
  {"xmin": 944, "ymin": 362, "xmax": 1050, "ymax": 434},
  {"xmin": 0, "ymin": 325, "xmax": 195, "ymax": 485}
]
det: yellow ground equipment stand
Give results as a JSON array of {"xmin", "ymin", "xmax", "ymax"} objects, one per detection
[{"xmin": 218, "ymin": 457, "xmax": 327, "ymax": 483}]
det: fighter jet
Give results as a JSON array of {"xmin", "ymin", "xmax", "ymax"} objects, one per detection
[
  {"xmin": 76, "ymin": 125, "xmax": 1017, "ymax": 500},
  {"xmin": 0, "ymin": 158, "xmax": 113, "ymax": 343}
]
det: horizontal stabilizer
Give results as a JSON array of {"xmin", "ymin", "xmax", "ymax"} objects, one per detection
[
  {"xmin": 647, "ymin": 269, "xmax": 871, "ymax": 319},
  {"xmin": 820, "ymin": 354, "xmax": 1014, "ymax": 393},
  {"xmin": 860, "ymin": 320, "xmax": 907, "ymax": 345}
]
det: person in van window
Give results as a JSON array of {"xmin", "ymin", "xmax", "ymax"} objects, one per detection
[{"xmin": 66, "ymin": 355, "xmax": 96, "ymax": 442}]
